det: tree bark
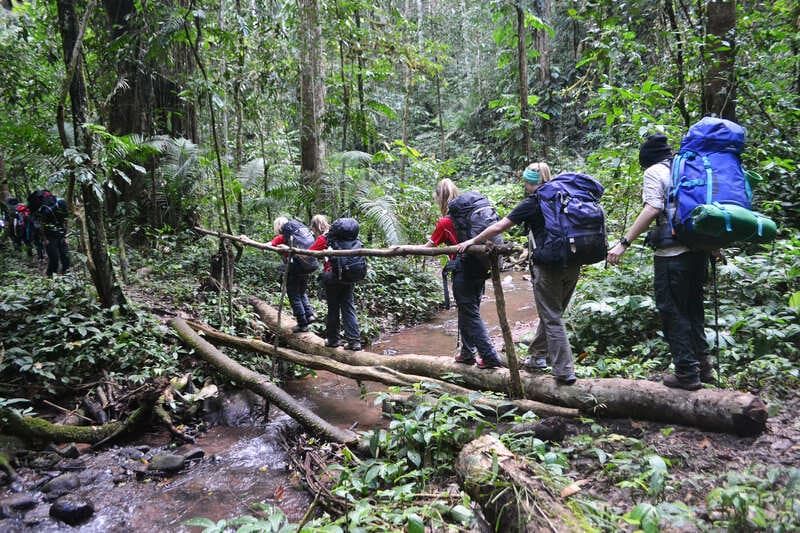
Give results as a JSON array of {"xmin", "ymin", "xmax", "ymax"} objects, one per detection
[
  {"xmin": 170, "ymin": 318, "xmax": 359, "ymax": 445},
  {"xmin": 534, "ymin": 0, "xmax": 554, "ymax": 149},
  {"xmin": 249, "ymin": 298, "xmax": 768, "ymax": 436},
  {"xmin": 516, "ymin": 4, "xmax": 531, "ymax": 162},
  {"xmin": 299, "ymin": 0, "xmax": 326, "ymax": 186},
  {"xmin": 456, "ymin": 435, "xmax": 584, "ymax": 532},
  {"xmin": 702, "ymin": 0, "xmax": 736, "ymax": 121},
  {"xmin": 184, "ymin": 318, "xmax": 579, "ymax": 419}
]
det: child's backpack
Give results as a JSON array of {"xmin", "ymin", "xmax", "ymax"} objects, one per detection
[
  {"xmin": 668, "ymin": 117, "xmax": 777, "ymax": 247},
  {"xmin": 532, "ymin": 173, "xmax": 607, "ymax": 267},
  {"xmin": 447, "ymin": 191, "xmax": 503, "ymax": 276},
  {"xmin": 281, "ymin": 219, "xmax": 319, "ymax": 274},
  {"xmin": 13, "ymin": 204, "xmax": 30, "ymax": 241},
  {"xmin": 327, "ymin": 217, "xmax": 367, "ymax": 283},
  {"xmin": 30, "ymin": 190, "xmax": 68, "ymax": 236}
]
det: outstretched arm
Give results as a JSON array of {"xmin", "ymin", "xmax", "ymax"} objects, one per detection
[
  {"xmin": 456, "ymin": 217, "xmax": 515, "ymax": 253},
  {"xmin": 606, "ymin": 204, "xmax": 661, "ymax": 265}
]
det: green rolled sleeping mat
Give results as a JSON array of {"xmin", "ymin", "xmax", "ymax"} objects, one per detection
[{"xmin": 689, "ymin": 203, "xmax": 777, "ymax": 244}]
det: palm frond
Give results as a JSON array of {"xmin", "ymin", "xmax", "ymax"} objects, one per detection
[{"xmin": 355, "ymin": 184, "xmax": 404, "ymax": 245}]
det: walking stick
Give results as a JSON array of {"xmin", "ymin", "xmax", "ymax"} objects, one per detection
[{"xmin": 711, "ymin": 256, "xmax": 721, "ymax": 387}]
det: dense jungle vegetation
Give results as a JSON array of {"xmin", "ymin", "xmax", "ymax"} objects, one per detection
[{"xmin": 1, "ymin": 0, "xmax": 799, "ymax": 531}]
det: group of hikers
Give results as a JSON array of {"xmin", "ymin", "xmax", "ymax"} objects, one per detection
[
  {"xmin": 274, "ymin": 117, "xmax": 774, "ymax": 393},
  {"xmin": 1, "ymin": 190, "xmax": 70, "ymax": 277}
]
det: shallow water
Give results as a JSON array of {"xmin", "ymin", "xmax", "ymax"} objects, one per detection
[{"xmin": 2, "ymin": 271, "xmax": 537, "ymax": 531}]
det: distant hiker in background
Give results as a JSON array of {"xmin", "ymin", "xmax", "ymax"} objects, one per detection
[
  {"xmin": 28, "ymin": 190, "xmax": 70, "ymax": 277},
  {"xmin": 607, "ymin": 133, "xmax": 714, "ymax": 391},
  {"xmin": 270, "ymin": 216, "xmax": 319, "ymax": 333},
  {"xmin": 429, "ymin": 179, "xmax": 505, "ymax": 370},
  {"xmin": 459, "ymin": 163, "xmax": 608, "ymax": 385},
  {"xmin": 309, "ymin": 216, "xmax": 366, "ymax": 351}
]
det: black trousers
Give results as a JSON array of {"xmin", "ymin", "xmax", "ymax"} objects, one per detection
[
  {"xmin": 323, "ymin": 280, "xmax": 360, "ymax": 343},
  {"xmin": 452, "ymin": 269, "xmax": 497, "ymax": 360},
  {"xmin": 286, "ymin": 270, "xmax": 314, "ymax": 326},
  {"xmin": 654, "ymin": 251, "xmax": 709, "ymax": 380},
  {"xmin": 45, "ymin": 233, "xmax": 70, "ymax": 276}
]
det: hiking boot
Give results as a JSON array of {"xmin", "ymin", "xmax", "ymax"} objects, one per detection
[
  {"xmin": 454, "ymin": 351, "xmax": 477, "ymax": 365},
  {"xmin": 345, "ymin": 341, "xmax": 362, "ymax": 351},
  {"xmin": 292, "ymin": 324, "xmax": 309, "ymax": 333},
  {"xmin": 554, "ymin": 374, "xmax": 577, "ymax": 386},
  {"xmin": 306, "ymin": 313, "xmax": 318, "ymax": 324},
  {"xmin": 477, "ymin": 356, "xmax": 505, "ymax": 369},
  {"xmin": 325, "ymin": 339, "xmax": 341, "ymax": 348},
  {"xmin": 522, "ymin": 356, "xmax": 548, "ymax": 371},
  {"xmin": 662, "ymin": 373, "xmax": 702, "ymax": 391},
  {"xmin": 699, "ymin": 358, "xmax": 715, "ymax": 384}
]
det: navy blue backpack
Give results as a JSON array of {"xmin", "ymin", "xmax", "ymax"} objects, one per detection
[
  {"xmin": 328, "ymin": 218, "xmax": 367, "ymax": 283},
  {"xmin": 281, "ymin": 219, "xmax": 319, "ymax": 274},
  {"xmin": 532, "ymin": 173, "xmax": 607, "ymax": 267}
]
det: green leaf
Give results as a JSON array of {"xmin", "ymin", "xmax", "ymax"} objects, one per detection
[
  {"xmin": 406, "ymin": 449, "xmax": 422, "ymax": 467},
  {"xmin": 788, "ymin": 292, "xmax": 800, "ymax": 309},
  {"xmin": 406, "ymin": 514, "xmax": 424, "ymax": 533}
]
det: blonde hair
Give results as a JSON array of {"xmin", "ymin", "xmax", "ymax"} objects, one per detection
[
  {"xmin": 310, "ymin": 214, "xmax": 330, "ymax": 236},
  {"xmin": 525, "ymin": 162, "xmax": 552, "ymax": 183},
  {"xmin": 273, "ymin": 216, "xmax": 289, "ymax": 235},
  {"xmin": 433, "ymin": 178, "xmax": 460, "ymax": 216}
]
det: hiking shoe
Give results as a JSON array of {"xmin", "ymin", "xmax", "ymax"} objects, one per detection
[
  {"xmin": 306, "ymin": 313, "xmax": 318, "ymax": 324},
  {"xmin": 454, "ymin": 351, "xmax": 477, "ymax": 365},
  {"xmin": 699, "ymin": 358, "xmax": 715, "ymax": 384},
  {"xmin": 292, "ymin": 324, "xmax": 309, "ymax": 333},
  {"xmin": 477, "ymin": 356, "xmax": 504, "ymax": 369},
  {"xmin": 325, "ymin": 340, "xmax": 341, "ymax": 348},
  {"xmin": 554, "ymin": 374, "xmax": 577, "ymax": 386},
  {"xmin": 662, "ymin": 373, "xmax": 702, "ymax": 391},
  {"xmin": 345, "ymin": 341, "xmax": 362, "ymax": 351},
  {"xmin": 522, "ymin": 356, "xmax": 548, "ymax": 371}
]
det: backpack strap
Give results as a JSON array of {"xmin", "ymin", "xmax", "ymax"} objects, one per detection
[
  {"xmin": 702, "ymin": 155, "xmax": 714, "ymax": 204},
  {"xmin": 712, "ymin": 202, "xmax": 733, "ymax": 233}
]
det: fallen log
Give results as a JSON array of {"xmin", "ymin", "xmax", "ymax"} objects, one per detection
[
  {"xmin": 169, "ymin": 318, "xmax": 358, "ymax": 445},
  {"xmin": 456, "ymin": 435, "xmax": 585, "ymax": 532},
  {"xmin": 250, "ymin": 298, "xmax": 768, "ymax": 436},
  {"xmin": 193, "ymin": 226, "xmax": 518, "ymax": 258},
  {"xmin": 184, "ymin": 319, "xmax": 578, "ymax": 419}
]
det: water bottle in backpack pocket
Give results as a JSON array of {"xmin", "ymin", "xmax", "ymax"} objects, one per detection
[
  {"xmin": 668, "ymin": 117, "xmax": 777, "ymax": 248},
  {"xmin": 447, "ymin": 191, "xmax": 503, "ymax": 278},
  {"xmin": 327, "ymin": 217, "xmax": 367, "ymax": 283},
  {"xmin": 532, "ymin": 173, "xmax": 607, "ymax": 267}
]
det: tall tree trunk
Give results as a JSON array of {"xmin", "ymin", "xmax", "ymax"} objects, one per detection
[
  {"xmin": 299, "ymin": 0, "xmax": 326, "ymax": 186},
  {"xmin": 58, "ymin": 0, "xmax": 126, "ymax": 309},
  {"xmin": 702, "ymin": 0, "xmax": 736, "ymax": 121},
  {"xmin": 354, "ymin": 9, "xmax": 368, "ymax": 152},
  {"xmin": 0, "ymin": 154, "xmax": 8, "ymax": 204},
  {"xmin": 534, "ymin": 0, "xmax": 554, "ymax": 151},
  {"xmin": 516, "ymin": 4, "xmax": 531, "ymax": 162},
  {"xmin": 665, "ymin": 0, "xmax": 691, "ymax": 128},
  {"xmin": 435, "ymin": 71, "xmax": 445, "ymax": 160}
]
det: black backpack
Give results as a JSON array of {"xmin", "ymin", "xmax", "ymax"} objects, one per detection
[
  {"xmin": 447, "ymin": 191, "xmax": 503, "ymax": 276},
  {"xmin": 29, "ymin": 190, "xmax": 67, "ymax": 236},
  {"xmin": 327, "ymin": 217, "xmax": 367, "ymax": 283},
  {"xmin": 281, "ymin": 219, "xmax": 319, "ymax": 274}
]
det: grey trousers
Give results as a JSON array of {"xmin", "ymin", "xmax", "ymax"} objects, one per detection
[{"xmin": 528, "ymin": 263, "xmax": 581, "ymax": 378}]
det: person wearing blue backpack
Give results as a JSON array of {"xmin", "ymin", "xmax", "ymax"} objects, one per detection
[
  {"xmin": 270, "ymin": 216, "xmax": 319, "ymax": 333},
  {"xmin": 607, "ymin": 133, "xmax": 716, "ymax": 391},
  {"xmin": 459, "ymin": 163, "xmax": 608, "ymax": 385}
]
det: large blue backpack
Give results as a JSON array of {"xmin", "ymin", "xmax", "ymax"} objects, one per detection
[
  {"xmin": 532, "ymin": 173, "xmax": 607, "ymax": 267},
  {"xmin": 668, "ymin": 118, "xmax": 776, "ymax": 247},
  {"xmin": 281, "ymin": 220, "xmax": 319, "ymax": 274},
  {"xmin": 327, "ymin": 218, "xmax": 367, "ymax": 283}
]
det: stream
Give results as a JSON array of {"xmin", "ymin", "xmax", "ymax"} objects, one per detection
[{"xmin": 0, "ymin": 271, "xmax": 537, "ymax": 532}]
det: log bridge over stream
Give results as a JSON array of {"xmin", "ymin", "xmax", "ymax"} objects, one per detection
[{"xmin": 173, "ymin": 227, "xmax": 768, "ymax": 442}]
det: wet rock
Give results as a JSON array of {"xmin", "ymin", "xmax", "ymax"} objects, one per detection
[
  {"xmin": 29, "ymin": 453, "xmax": 61, "ymax": 470},
  {"xmin": 173, "ymin": 445, "xmax": 205, "ymax": 461},
  {"xmin": 147, "ymin": 454, "xmax": 185, "ymax": 473},
  {"xmin": 49, "ymin": 495, "xmax": 94, "ymax": 526},
  {"xmin": 118, "ymin": 447, "xmax": 145, "ymax": 461},
  {"xmin": 56, "ymin": 459, "xmax": 86, "ymax": 472},
  {"xmin": 0, "ymin": 493, "xmax": 37, "ymax": 511},
  {"xmin": 135, "ymin": 445, "xmax": 151, "ymax": 454},
  {"xmin": 203, "ymin": 389, "xmax": 264, "ymax": 426},
  {"xmin": 40, "ymin": 473, "xmax": 80, "ymax": 495},
  {"xmin": 55, "ymin": 444, "xmax": 81, "ymax": 459}
]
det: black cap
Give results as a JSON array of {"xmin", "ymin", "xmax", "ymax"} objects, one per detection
[{"xmin": 639, "ymin": 134, "xmax": 672, "ymax": 169}]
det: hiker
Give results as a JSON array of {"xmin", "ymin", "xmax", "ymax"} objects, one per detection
[
  {"xmin": 270, "ymin": 216, "xmax": 319, "ymax": 333},
  {"xmin": 308, "ymin": 216, "xmax": 366, "ymax": 351},
  {"xmin": 427, "ymin": 178, "xmax": 504, "ymax": 370},
  {"xmin": 459, "ymin": 163, "xmax": 608, "ymax": 385},
  {"xmin": 607, "ymin": 134, "xmax": 715, "ymax": 391},
  {"xmin": 29, "ymin": 190, "xmax": 70, "ymax": 277}
]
